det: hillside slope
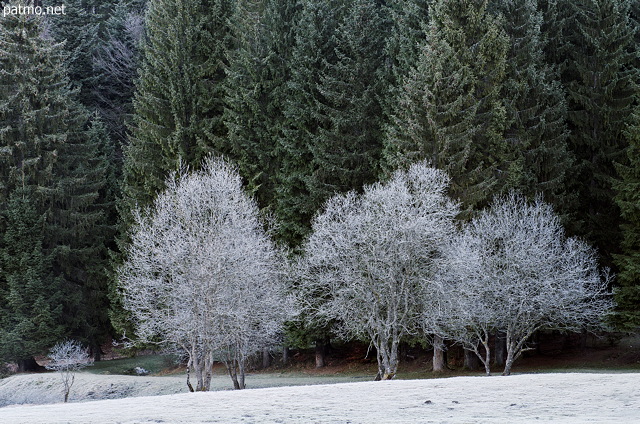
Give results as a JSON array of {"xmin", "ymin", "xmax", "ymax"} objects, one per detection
[{"xmin": 0, "ymin": 373, "xmax": 638, "ymax": 423}]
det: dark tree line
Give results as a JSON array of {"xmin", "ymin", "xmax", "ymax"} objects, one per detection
[{"xmin": 1, "ymin": 0, "xmax": 639, "ymax": 368}]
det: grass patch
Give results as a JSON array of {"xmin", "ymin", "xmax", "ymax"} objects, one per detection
[{"xmin": 86, "ymin": 354, "xmax": 178, "ymax": 376}]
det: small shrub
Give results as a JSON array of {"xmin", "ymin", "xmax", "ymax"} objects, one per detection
[{"xmin": 46, "ymin": 340, "xmax": 93, "ymax": 402}]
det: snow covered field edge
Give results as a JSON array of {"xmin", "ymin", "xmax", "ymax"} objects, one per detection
[{"xmin": 0, "ymin": 373, "xmax": 639, "ymax": 423}]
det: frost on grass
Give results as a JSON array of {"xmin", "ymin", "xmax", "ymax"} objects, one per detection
[{"xmin": 0, "ymin": 373, "xmax": 638, "ymax": 424}]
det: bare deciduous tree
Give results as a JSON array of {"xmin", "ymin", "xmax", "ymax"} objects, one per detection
[
  {"xmin": 300, "ymin": 163, "xmax": 459, "ymax": 380},
  {"xmin": 435, "ymin": 194, "xmax": 614, "ymax": 375},
  {"xmin": 94, "ymin": 9, "xmax": 144, "ymax": 143},
  {"xmin": 119, "ymin": 157, "xmax": 291, "ymax": 390},
  {"xmin": 46, "ymin": 340, "xmax": 93, "ymax": 403}
]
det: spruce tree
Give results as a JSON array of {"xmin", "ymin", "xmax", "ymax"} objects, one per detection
[
  {"xmin": 44, "ymin": 0, "xmax": 106, "ymax": 109},
  {"xmin": 0, "ymin": 6, "xmax": 72, "ymax": 204},
  {"xmin": 614, "ymin": 109, "xmax": 640, "ymax": 330},
  {"xmin": 276, "ymin": 0, "xmax": 346, "ymax": 246},
  {"xmin": 0, "ymin": 189, "xmax": 65, "ymax": 371},
  {"xmin": 385, "ymin": 0, "xmax": 432, "ymax": 81},
  {"xmin": 47, "ymin": 114, "xmax": 116, "ymax": 352},
  {"xmin": 495, "ymin": 0, "xmax": 573, "ymax": 211},
  {"xmin": 563, "ymin": 0, "xmax": 637, "ymax": 262},
  {"xmin": 309, "ymin": 0, "xmax": 389, "ymax": 209},
  {"xmin": 121, "ymin": 0, "xmax": 234, "ymax": 225},
  {"xmin": 223, "ymin": 0, "xmax": 277, "ymax": 209},
  {"xmin": 385, "ymin": 0, "xmax": 509, "ymax": 214},
  {"xmin": 0, "ymin": 5, "xmax": 114, "ymax": 360},
  {"xmin": 381, "ymin": 0, "xmax": 431, "ymax": 172},
  {"xmin": 538, "ymin": 0, "xmax": 575, "ymax": 75}
]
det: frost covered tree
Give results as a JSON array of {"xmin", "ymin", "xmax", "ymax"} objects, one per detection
[
  {"xmin": 118, "ymin": 157, "xmax": 290, "ymax": 390},
  {"xmin": 436, "ymin": 194, "xmax": 614, "ymax": 375},
  {"xmin": 300, "ymin": 162, "xmax": 459, "ymax": 380},
  {"xmin": 46, "ymin": 340, "xmax": 93, "ymax": 403}
]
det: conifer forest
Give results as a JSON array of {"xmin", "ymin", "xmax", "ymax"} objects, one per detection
[{"xmin": 0, "ymin": 0, "xmax": 638, "ymax": 381}]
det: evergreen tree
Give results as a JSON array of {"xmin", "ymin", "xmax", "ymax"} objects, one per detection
[
  {"xmin": 381, "ymin": 0, "xmax": 431, "ymax": 174},
  {"xmin": 309, "ymin": 0, "xmax": 389, "ymax": 211},
  {"xmin": 385, "ymin": 0, "xmax": 432, "ymax": 81},
  {"xmin": 0, "ymin": 189, "xmax": 65, "ymax": 371},
  {"xmin": 614, "ymin": 109, "xmax": 640, "ymax": 330},
  {"xmin": 495, "ymin": 0, "xmax": 573, "ymax": 211},
  {"xmin": 48, "ymin": 114, "xmax": 116, "ymax": 353},
  {"xmin": 628, "ymin": 0, "xmax": 640, "ymax": 68},
  {"xmin": 223, "ymin": 0, "xmax": 277, "ymax": 209},
  {"xmin": 116, "ymin": 0, "xmax": 234, "ymax": 339},
  {"xmin": 0, "ymin": 5, "xmax": 114, "ymax": 360},
  {"xmin": 538, "ymin": 0, "xmax": 575, "ymax": 74},
  {"xmin": 562, "ymin": 0, "xmax": 637, "ymax": 262},
  {"xmin": 276, "ymin": 0, "xmax": 345, "ymax": 247},
  {"xmin": 44, "ymin": 0, "xmax": 108, "ymax": 109},
  {"xmin": 0, "ymin": 5, "xmax": 72, "ymax": 205},
  {"xmin": 121, "ymin": 0, "xmax": 234, "ymax": 226},
  {"xmin": 385, "ymin": 0, "xmax": 509, "ymax": 214}
]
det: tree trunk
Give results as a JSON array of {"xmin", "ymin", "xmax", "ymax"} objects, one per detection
[
  {"xmin": 91, "ymin": 344, "xmax": 102, "ymax": 362},
  {"xmin": 262, "ymin": 348, "xmax": 270, "ymax": 369},
  {"xmin": 62, "ymin": 372, "xmax": 74, "ymax": 403},
  {"xmin": 502, "ymin": 346, "xmax": 515, "ymax": 376},
  {"xmin": 432, "ymin": 335, "xmax": 446, "ymax": 373},
  {"xmin": 373, "ymin": 335, "xmax": 399, "ymax": 380},
  {"xmin": 192, "ymin": 353, "xmax": 205, "ymax": 391},
  {"xmin": 494, "ymin": 331, "xmax": 506, "ymax": 367},
  {"xmin": 238, "ymin": 360, "xmax": 246, "ymax": 389},
  {"xmin": 282, "ymin": 346, "xmax": 289, "ymax": 365},
  {"xmin": 314, "ymin": 339, "xmax": 325, "ymax": 368},
  {"xmin": 186, "ymin": 359, "xmax": 194, "ymax": 392},
  {"xmin": 228, "ymin": 363, "xmax": 241, "ymax": 390},
  {"xmin": 463, "ymin": 349, "xmax": 480, "ymax": 371},
  {"xmin": 203, "ymin": 354, "xmax": 213, "ymax": 391},
  {"xmin": 378, "ymin": 348, "xmax": 397, "ymax": 380}
]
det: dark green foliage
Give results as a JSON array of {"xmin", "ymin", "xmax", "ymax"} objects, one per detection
[
  {"xmin": 614, "ymin": 109, "xmax": 640, "ymax": 330},
  {"xmin": 538, "ymin": 0, "xmax": 575, "ymax": 75},
  {"xmin": 48, "ymin": 115, "xmax": 116, "ymax": 348},
  {"xmin": 310, "ymin": 0, "xmax": 389, "ymax": 208},
  {"xmin": 0, "ymin": 7, "xmax": 114, "ymax": 359},
  {"xmin": 276, "ymin": 0, "xmax": 345, "ymax": 247},
  {"xmin": 121, "ymin": 0, "xmax": 234, "ymax": 222},
  {"xmin": 223, "ymin": 0, "xmax": 277, "ymax": 209},
  {"xmin": 44, "ymin": 0, "xmax": 106, "ymax": 109},
  {"xmin": 495, "ymin": 0, "xmax": 573, "ymax": 212},
  {"xmin": 562, "ymin": 0, "xmax": 637, "ymax": 261},
  {"xmin": 0, "ymin": 9, "xmax": 77, "ymax": 203},
  {"xmin": 381, "ymin": 0, "xmax": 432, "ymax": 160},
  {"xmin": 385, "ymin": 0, "xmax": 509, "ymax": 214},
  {"xmin": 277, "ymin": 0, "xmax": 387, "ymax": 247},
  {"xmin": 385, "ymin": 0, "xmax": 432, "ymax": 82},
  {"xmin": 0, "ymin": 189, "xmax": 65, "ymax": 363}
]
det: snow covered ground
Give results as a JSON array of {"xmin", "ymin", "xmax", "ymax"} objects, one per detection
[
  {"xmin": 0, "ymin": 372, "xmax": 638, "ymax": 423},
  {"xmin": 0, "ymin": 371, "xmax": 364, "ymax": 407}
]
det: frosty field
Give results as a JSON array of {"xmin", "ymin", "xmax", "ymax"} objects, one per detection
[{"xmin": 0, "ymin": 372, "xmax": 638, "ymax": 423}]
